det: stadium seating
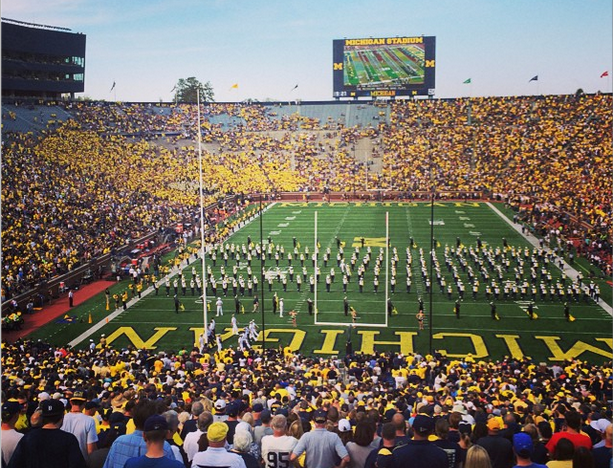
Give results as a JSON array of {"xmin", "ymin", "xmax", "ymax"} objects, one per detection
[{"xmin": 1, "ymin": 94, "xmax": 611, "ymax": 301}]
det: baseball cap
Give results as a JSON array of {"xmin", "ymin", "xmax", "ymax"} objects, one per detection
[
  {"xmin": 71, "ymin": 390, "xmax": 87, "ymax": 402},
  {"xmin": 1, "ymin": 402, "xmax": 21, "ymax": 422},
  {"xmin": 207, "ymin": 422, "xmax": 229, "ymax": 442},
  {"xmin": 384, "ymin": 408, "xmax": 397, "ymax": 422},
  {"xmin": 513, "ymin": 432, "xmax": 533, "ymax": 457},
  {"xmin": 590, "ymin": 419, "xmax": 611, "ymax": 433},
  {"xmin": 338, "ymin": 419, "xmax": 352, "ymax": 432},
  {"xmin": 458, "ymin": 421, "xmax": 472, "ymax": 435},
  {"xmin": 412, "ymin": 415, "xmax": 434, "ymax": 435},
  {"xmin": 41, "ymin": 399, "xmax": 66, "ymax": 417},
  {"xmin": 214, "ymin": 399, "xmax": 227, "ymax": 410},
  {"xmin": 109, "ymin": 412, "xmax": 126, "ymax": 425},
  {"xmin": 252, "ymin": 403, "xmax": 264, "ymax": 413},
  {"xmin": 487, "ymin": 418, "xmax": 502, "ymax": 431},
  {"xmin": 144, "ymin": 415, "xmax": 169, "ymax": 432},
  {"xmin": 37, "ymin": 392, "xmax": 51, "ymax": 402},
  {"xmin": 313, "ymin": 409, "xmax": 327, "ymax": 423},
  {"xmin": 226, "ymin": 402, "xmax": 239, "ymax": 417}
]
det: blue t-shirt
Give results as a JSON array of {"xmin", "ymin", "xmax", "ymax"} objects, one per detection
[{"xmin": 123, "ymin": 455, "xmax": 185, "ymax": 468}]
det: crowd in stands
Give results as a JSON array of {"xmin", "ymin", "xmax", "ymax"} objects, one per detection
[
  {"xmin": 2, "ymin": 94, "xmax": 611, "ymax": 302},
  {"xmin": 1, "ymin": 338, "xmax": 612, "ymax": 467}
]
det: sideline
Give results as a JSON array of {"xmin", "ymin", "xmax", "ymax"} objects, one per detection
[
  {"xmin": 486, "ymin": 202, "xmax": 612, "ymax": 317},
  {"xmin": 68, "ymin": 203, "xmax": 276, "ymax": 347}
]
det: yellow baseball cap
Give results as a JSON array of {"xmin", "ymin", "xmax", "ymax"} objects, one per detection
[{"xmin": 207, "ymin": 422, "xmax": 229, "ymax": 442}]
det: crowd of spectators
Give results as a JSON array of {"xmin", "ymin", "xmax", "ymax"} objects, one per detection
[
  {"xmin": 2, "ymin": 94, "xmax": 611, "ymax": 302},
  {"xmin": 1, "ymin": 338, "xmax": 611, "ymax": 467}
]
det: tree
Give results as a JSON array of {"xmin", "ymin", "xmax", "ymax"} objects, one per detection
[{"xmin": 173, "ymin": 77, "xmax": 214, "ymax": 103}]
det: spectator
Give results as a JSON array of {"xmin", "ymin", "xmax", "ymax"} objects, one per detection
[
  {"xmin": 9, "ymin": 399, "xmax": 86, "ymax": 468},
  {"xmin": 433, "ymin": 417, "xmax": 464, "ymax": 468},
  {"xmin": 180, "ymin": 401, "xmax": 204, "ymax": 440},
  {"xmin": 61, "ymin": 390, "xmax": 99, "ymax": 459},
  {"xmin": 547, "ymin": 438, "xmax": 574, "ymax": 468},
  {"xmin": 1, "ymin": 401, "xmax": 23, "ymax": 466},
  {"xmin": 390, "ymin": 415, "xmax": 448, "ymax": 468},
  {"xmin": 571, "ymin": 447, "xmax": 594, "ymax": 468},
  {"xmin": 346, "ymin": 419, "xmax": 376, "ymax": 468},
  {"xmin": 475, "ymin": 418, "xmax": 514, "ymax": 468},
  {"xmin": 183, "ymin": 411, "xmax": 213, "ymax": 463},
  {"xmin": 230, "ymin": 430, "xmax": 260, "ymax": 468},
  {"xmin": 338, "ymin": 418, "xmax": 355, "ymax": 446},
  {"xmin": 522, "ymin": 423, "xmax": 549, "ymax": 465},
  {"xmin": 191, "ymin": 421, "xmax": 246, "ymax": 468},
  {"xmin": 88, "ymin": 426, "xmax": 124, "ymax": 468},
  {"xmin": 364, "ymin": 422, "xmax": 395, "ymax": 468},
  {"xmin": 465, "ymin": 445, "xmax": 493, "ymax": 468},
  {"xmin": 546, "ymin": 411, "xmax": 592, "ymax": 454},
  {"xmin": 511, "ymin": 432, "xmax": 547, "ymax": 468},
  {"xmin": 102, "ymin": 400, "xmax": 176, "ymax": 468},
  {"xmin": 254, "ymin": 409, "xmax": 274, "ymax": 448},
  {"xmin": 290, "ymin": 409, "xmax": 350, "ymax": 468},
  {"xmin": 591, "ymin": 422, "xmax": 612, "ymax": 468},
  {"xmin": 163, "ymin": 410, "xmax": 188, "ymax": 466},
  {"xmin": 261, "ymin": 414, "xmax": 298, "ymax": 468},
  {"xmin": 392, "ymin": 413, "xmax": 410, "ymax": 446},
  {"xmin": 124, "ymin": 415, "xmax": 185, "ymax": 468}
]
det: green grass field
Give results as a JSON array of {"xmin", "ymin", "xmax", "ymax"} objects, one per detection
[
  {"xmin": 26, "ymin": 202, "xmax": 612, "ymax": 364},
  {"xmin": 344, "ymin": 45, "xmax": 424, "ymax": 87}
]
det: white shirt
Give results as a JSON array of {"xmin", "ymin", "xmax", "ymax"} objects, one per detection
[
  {"xmin": 61, "ymin": 411, "xmax": 98, "ymax": 459},
  {"xmin": 261, "ymin": 435, "xmax": 298, "ymax": 468},
  {"xmin": 183, "ymin": 429, "xmax": 204, "ymax": 461},
  {"xmin": 1, "ymin": 428, "xmax": 23, "ymax": 465},
  {"xmin": 191, "ymin": 446, "xmax": 246, "ymax": 468}
]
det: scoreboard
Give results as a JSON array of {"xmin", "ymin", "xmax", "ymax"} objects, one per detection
[{"xmin": 333, "ymin": 36, "xmax": 436, "ymax": 98}]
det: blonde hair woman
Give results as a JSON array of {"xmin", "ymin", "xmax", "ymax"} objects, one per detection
[{"xmin": 465, "ymin": 445, "xmax": 492, "ymax": 468}]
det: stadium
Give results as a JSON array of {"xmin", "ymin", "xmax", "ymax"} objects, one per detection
[{"xmin": 1, "ymin": 14, "xmax": 612, "ymax": 468}]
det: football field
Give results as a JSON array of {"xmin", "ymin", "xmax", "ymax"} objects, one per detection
[
  {"xmin": 27, "ymin": 202, "xmax": 612, "ymax": 364},
  {"xmin": 344, "ymin": 45, "xmax": 425, "ymax": 87}
]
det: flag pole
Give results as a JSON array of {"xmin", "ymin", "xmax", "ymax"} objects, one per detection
[{"xmin": 197, "ymin": 89, "xmax": 209, "ymax": 343}]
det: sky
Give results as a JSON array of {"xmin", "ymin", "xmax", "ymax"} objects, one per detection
[{"xmin": 3, "ymin": 0, "xmax": 612, "ymax": 102}]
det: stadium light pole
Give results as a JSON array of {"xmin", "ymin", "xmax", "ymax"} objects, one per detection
[
  {"xmin": 428, "ymin": 157, "xmax": 435, "ymax": 355},
  {"xmin": 197, "ymin": 89, "xmax": 208, "ymax": 344},
  {"xmin": 260, "ymin": 193, "xmax": 266, "ymax": 351}
]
